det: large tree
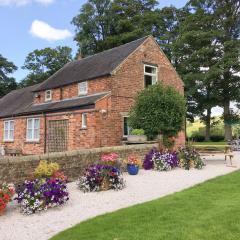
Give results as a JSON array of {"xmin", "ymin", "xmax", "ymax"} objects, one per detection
[
  {"xmin": 209, "ymin": 0, "xmax": 240, "ymax": 140},
  {"xmin": 0, "ymin": 54, "xmax": 18, "ymax": 98},
  {"xmin": 173, "ymin": 1, "xmax": 220, "ymax": 141},
  {"xmin": 20, "ymin": 46, "xmax": 72, "ymax": 87},
  {"xmin": 72, "ymin": 0, "xmax": 157, "ymax": 57}
]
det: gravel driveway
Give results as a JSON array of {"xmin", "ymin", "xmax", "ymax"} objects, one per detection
[{"xmin": 1, "ymin": 154, "xmax": 239, "ymax": 240}]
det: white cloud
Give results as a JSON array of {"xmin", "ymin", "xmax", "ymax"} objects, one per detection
[
  {"xmin": 30, "ymin": 20, "xmax": 73, "ymax": 41},
  {"xmin": 0, "ymin": 0, "xmax": 54, "ymax": 6}
]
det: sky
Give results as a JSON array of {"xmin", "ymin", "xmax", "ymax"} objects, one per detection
[{"xmin": 0, "ymin": 0, "xmax": 224, "ymax": 116}]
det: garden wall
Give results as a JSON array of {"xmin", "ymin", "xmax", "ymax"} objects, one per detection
[{"xmin": 0, "ymin": 143, "xmax": 157, "ymax": 184}]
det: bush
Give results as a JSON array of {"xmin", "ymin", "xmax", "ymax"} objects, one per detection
[
  {"xmin": 34, "ymin": 160, "xmax": 60, "ymax": 178},
  {"xmin": 0, "ymin": 183, "xmax": 15, "ymax": 214},
  {"xmin": 129, "ymin": 83, "xmax": 186, "ymax": 139},
  {"xmin": 15, "ymin": 178, "xmax": 69, "ymax": 215},
  {"xmin": 130, "ymin": 129, "xmax": 145, "ymax": 135},
  {"xmin": 210, "ymin": 135, "xmax": 224, "ymax": 142}
]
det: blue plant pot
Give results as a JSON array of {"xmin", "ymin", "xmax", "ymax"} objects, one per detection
[{"xmin": 127, "ymin": 164, "xmax": 139, "ymax": 175}]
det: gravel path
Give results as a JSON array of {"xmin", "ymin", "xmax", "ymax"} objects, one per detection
[{"xmin": 1, "ymin": 155, "xmax": 239, "ymax": 240}]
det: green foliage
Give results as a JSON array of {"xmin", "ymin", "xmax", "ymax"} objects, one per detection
[
  {"xmin": 130, "ymin": 129, "xmax": 145, "ymax": 135},
  {"xmin": 0, "ymin": 54, "xmax": 17, "ymax": 98},
  {"xmin": 34, "ymin": 160, "xmax": 60, "ymax": 178},
  {"xmin": 72, "ymin": 0, "xmax": 157, "ymax": 57},
  {"xmin": 129, "ymin": 83, "xmax": 186, "ymax": 139},
  {"xmin": 20, "ymin": 46, "xmax": 72, "ymax": 87}
]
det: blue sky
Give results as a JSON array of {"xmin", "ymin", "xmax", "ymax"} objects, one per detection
[{"xmin": 0, "ymin": 0, "xmax": 188, "ymax": 82}]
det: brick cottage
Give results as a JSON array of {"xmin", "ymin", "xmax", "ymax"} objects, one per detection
[{"xmin": 0, "ymin": 36, "xmax": 185, "ymax": 155}]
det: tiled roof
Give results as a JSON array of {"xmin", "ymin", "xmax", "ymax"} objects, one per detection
[{"xmin": 34, "ymin": 36, "xmax": 149, "ymax": 91}]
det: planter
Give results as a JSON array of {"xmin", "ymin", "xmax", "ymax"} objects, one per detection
[
  {"xmin": 127, "ymin": 135, "xmax": 147, "ymax": 143},
  {"xmin": 127, "ymin": 164, "xmax": 139, "ymax": 175}
]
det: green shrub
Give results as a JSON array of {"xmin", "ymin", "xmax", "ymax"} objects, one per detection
[
  {"xmin": 130, "ymin": 129, "xmax": 145, "ymax": 135},
  {"xmin": 129, "ymin": 83, "xmax": 186, "ymax": 139}
]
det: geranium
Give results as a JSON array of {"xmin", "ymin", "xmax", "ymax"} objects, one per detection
[
  {"xmin": 101, "ymin": 153, "xmax": 119, "ymax": 165},
  {"xmin": 125, "ymin": 154, "xmax": 142, "ymax": 166},
  {"xmin": 51, "ymin": 170, "xmax": 68, "ymax": 183},
  {"xmin": 0, "ymin": 183, "xmax": 15, "ymax": 214},
  {"xmin": 77, "ymin": 164, "xmax": 125, "ymax": 192},
  {"xmin": 15, "ymin": 178, "xmax": 69, "ymax": 215}
]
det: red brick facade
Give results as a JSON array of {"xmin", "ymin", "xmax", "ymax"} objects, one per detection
[{"xmin": 0, "ymin": 37, "xmax": 185, "ymax": 155}]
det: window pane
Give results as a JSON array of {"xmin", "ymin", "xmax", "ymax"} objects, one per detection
[
  {"xmin": 79, "ymin": 82, "xmax": 87, "ymax": 94},
  {"xmin": 145, "ymin": 66, "xmax": 156, "ymax": 74},
  {"xmin": 82, "ymin": 114, "xmax": 87, "ymax": 127},
  {"xmin": 124, "ymin": 117, "xmax": 129, "ymax": 136},
  {"xmin": 10, "ymin": 121, "xmax": 14, "ymax": 130},
  {"xmin": 34, "ymin": 119, "xmax": 40, "ymax": 129},
  {"xmin": 27, "ymin": 129, "xmax": 32, "ymax": 140},
  {"xmin": 152, "ymin": 76, "xmax": 157, "ymax": 85},
  {"xmin": 28, "ymin": 119, "xmax": 33, "ymax": 130},
  {"xmin": 144, "ymin": 75, "xmax": 153, "ymax": 88},
  {"xmin": 9, "ymin": 130, "xmax": 14, "ymax": 140},
  {"xmin": 34, "ymin": 129, "xmax": 39, "ymax": 140},
  {"xmin": 4, "ymin": 130, "xmax": 8, "ymax": 140}
]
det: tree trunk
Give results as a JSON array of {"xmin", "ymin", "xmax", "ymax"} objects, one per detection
[
  {"xmin": 223, "ymin": 100, "xmax": 232, "ymax": 141},
  {"xmin": 205, "ymin": 108, "xmax": 211, "ymax": 141}
]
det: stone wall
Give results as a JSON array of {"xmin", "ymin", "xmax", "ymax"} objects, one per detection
[{"xmin": 0, "ymin": 143, "xmax": 157, "ymax": 185}]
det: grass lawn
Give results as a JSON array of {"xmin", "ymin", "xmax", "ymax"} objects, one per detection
[{"xmin": 51, "ymin": 171, "xmax": 240, "ymax": 240}]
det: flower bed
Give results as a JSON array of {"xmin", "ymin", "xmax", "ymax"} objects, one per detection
[
  {"xmin": 178, "ymin": 146, "xmax": 205, "ymax": 170},
  {"xmin": 78, "ymin": 153, "xmax": 125, "ymax": 192},
  {"xmin": 0, "ymin": 183, "xmax": 15, "ymax": 215},
  {"xmin": 143, "ymin": 148, "xmax": 178, "ymax": 171},
  {"xmin": 15, "ymin": 160, "xmax": 69, "ymax": 215},
  {"xmin": 143, "ymin": 146, "xmax": 204, "ymax": 171}
]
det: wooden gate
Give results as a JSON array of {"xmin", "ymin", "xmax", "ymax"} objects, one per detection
[{"xmin": 47, "ymin": 120, "xmax": 69, "ymax": 153}]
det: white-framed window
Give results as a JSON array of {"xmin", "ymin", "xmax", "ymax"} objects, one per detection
[
  {"xmin": 26, "ymin": 118, "xmax": 40, "ymax": 142},
  {"xmin": 81, "ymin": 113, "xmax": 87, "ymax": 128},
  {"xmin": 4, "ymin": 120, "xmax": 14, "ymax": 142},
  {"xmin": 144, "ymin": 64, "xmax": 158, "ymax": 88},
  {"xmin": 78, "ymin": 81, "xmax": 88, "ymax": 95},
  {"xmin": 123, "ymin": 116, "xmax": 131, "ymax": 136},
  {"xmin": 45, "ymin": 90, "xmax": 52, "ymax": 102}
]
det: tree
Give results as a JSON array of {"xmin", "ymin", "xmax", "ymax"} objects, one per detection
[
  {"xmin": 129, "ymin": 83, "xmax": 186, "ymax": 141},
  {"xmin": 173, "ymin": 1, "xmax": 221, "ymax": 141},
  {"xmin": 0, "ymin": 54, "xmax": 18, "ymax": 98},
  {"xmin": 20, "ymin": 46, "xmax": 72, "ymax": 87},
  {"xmin": 72, "ymin": 0, "xmax": 157, "ymax": 56},
  {"xmin": 209, "ymin": 0, "xmax": 240, "ymax": 140}
]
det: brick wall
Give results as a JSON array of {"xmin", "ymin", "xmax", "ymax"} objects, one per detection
[
  {"xmin": 0, "ymin": 143, "xmax": 157, "ymax": 184},
  {"xmin": 0, "ymin": 37, "xmax": 185, "ymax": 154}
]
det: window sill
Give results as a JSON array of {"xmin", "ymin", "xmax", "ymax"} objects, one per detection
[
  {"xmin": 78, "ymin": 93, "xmax": 88, "ymax": 96},
  {"xmin": 3, "ymin": 140, "xmax": 14, "ymax": 143},
  {"xmin": 81, "ymin": 127, "xmax": 87, "ymax": 130},
  {"xmin": 25, "ymin": 140, "xmax": 40, "ymax": 144}
]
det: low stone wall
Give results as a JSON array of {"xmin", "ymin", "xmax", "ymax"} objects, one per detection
[{"xmin": 0, "ymin": 144, "xmax": 157, "ymax": 184}]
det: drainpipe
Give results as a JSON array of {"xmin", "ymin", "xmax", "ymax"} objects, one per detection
[{"xmin": 43, "ymin": 113, "xmax": 47, "ymax": 153}]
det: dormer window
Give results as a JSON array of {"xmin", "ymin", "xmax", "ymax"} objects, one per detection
[
  {"xmin": 144, "ymin": 64, "xmax": 158, "ymax": 88},
  {"xmin": 78, "ymin": 81, "xmax": 88, "ymax": 95},
  {"xmin": 45, "ymin": 90, "xmax": 52, "ymax": 102}
]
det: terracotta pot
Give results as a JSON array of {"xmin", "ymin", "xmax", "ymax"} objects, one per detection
[{"xmin": 0, "ymin": 208, "xmax": 6, "ymax": 216}]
